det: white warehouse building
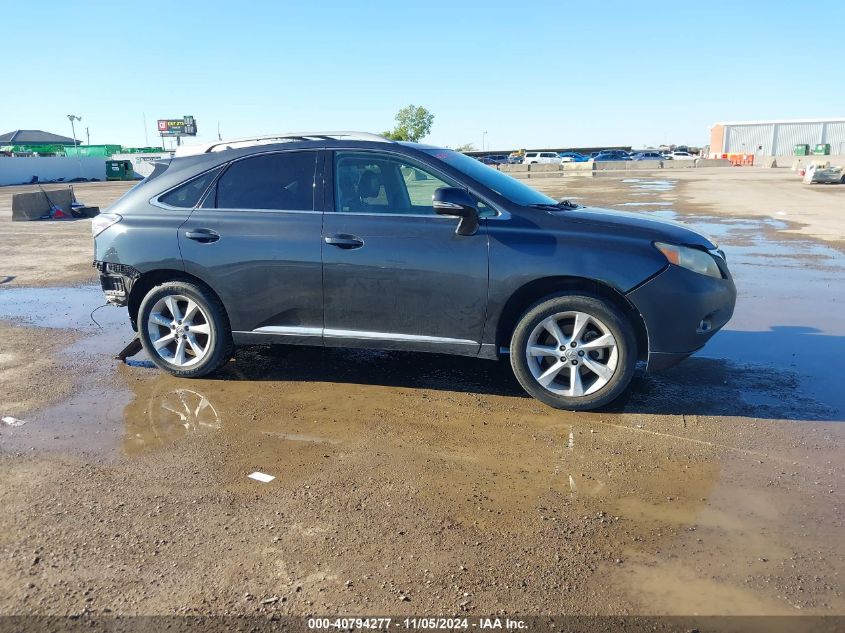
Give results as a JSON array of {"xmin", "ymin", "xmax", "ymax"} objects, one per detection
[{"xmin": 709, "ymin": 118, "xmax": 845, "ymax": 159}]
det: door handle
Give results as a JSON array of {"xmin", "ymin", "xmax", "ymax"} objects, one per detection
[
  {"xmin": 185, "ymin": 229, "xmax": 220, "ymax": 243},
  {"xmin": 324, "ymin": 234, "xmax": 364, "ymax": 249}
]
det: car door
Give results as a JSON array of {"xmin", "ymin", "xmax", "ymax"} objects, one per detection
[
  {"xmin": 321, "ymin": 150, "xmax": 489, "ymax": 356},
  {"xmin": 178, "ymin": 150, "xmax": 324, "ymax": 343}
]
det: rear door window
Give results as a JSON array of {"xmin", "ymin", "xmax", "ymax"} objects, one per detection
[{"xmin": 210, "ymin": 151, "xmax": 317, "ymax": 210}]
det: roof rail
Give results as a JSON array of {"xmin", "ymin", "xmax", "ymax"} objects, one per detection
[{"xmin": 175, "ymin": 131, "xmax": 392, "ymax": 156}]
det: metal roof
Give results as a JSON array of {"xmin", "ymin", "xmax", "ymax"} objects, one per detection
[
  {"xmin": 712, "ymin": 117, "xmax": 845, "ymax": 128},
  {"xmin": 0, "ymin": 129, "xmax": 78, "ymax": 145}
]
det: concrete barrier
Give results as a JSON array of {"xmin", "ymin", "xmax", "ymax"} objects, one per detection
[
  {"xmin": 592, "ymin": 161, "xmax": 629, "ymax": 171},
  {"xmin": 776, "ymin": 154, "xmax": 844, "ymax": 169},
  {"xmin": 627, "ymin": 160, "xmax": 663, "ymax": 170},
  {"xmin": 661, "ymin": 160, "xmax": 697, "ymax": 169},
  {"xmin": 11, "ymin": 188, "xmax": 75, "ymax": 220},
  {"xmin": 499, "ymin": 163, "xmax": 528, "ymax": 173},
  {"xmin": 695, "ymin": 159, "xmax": 732, "ymax": 168},
  {"xmin": 0, "ymin": 157, "xmax": 106, "ymax": 186},
  {"xmin": 112, "ymin": 152, "xmax": 173, "ymax": 178},
  {"xmin": 528, "ymin": 163, "xmax": 560, "ymax": 172},
  {"xmin": 528, "ymin": 171, "xmax": 566, "ymax": 178},
  {"xmin": 561, "ymin": 162, "xmax": 594, "ymax": 172}
]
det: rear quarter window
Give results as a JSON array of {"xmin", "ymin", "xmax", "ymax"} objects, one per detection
[{"xmin": 158, "ymin": 166, "xmax": 223, "ymax": 208}]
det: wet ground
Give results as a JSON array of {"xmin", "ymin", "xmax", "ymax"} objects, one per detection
[{"xmin": 0, "ymin": 174, "xmax": 843, "ymax": 617}]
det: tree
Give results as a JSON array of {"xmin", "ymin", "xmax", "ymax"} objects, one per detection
[
  {"xmin": 455, "ymin": 142, "xmax": 476, "ymax": 152},
  {"xmin": 383, "ymin": 105, "xmax": 434, "ymax": 142}
]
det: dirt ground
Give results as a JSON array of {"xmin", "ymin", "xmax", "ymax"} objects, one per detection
[
  {"xmin": 0, "ymin": 168, "xmax": 843, "ymax": 619},
  {"xmin": 0, "ymin": 181, "xmax": 134, "ymax": 288}
]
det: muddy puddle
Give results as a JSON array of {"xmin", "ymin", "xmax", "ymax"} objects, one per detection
[
  {"xmin": 2, "ymin": 276, "xmax": 844, "ymax": 614},
  {"xmin": 621, "ymin": 178, "xmax": 677, "ymax": 192},
  {"xmin": 4, "ymin": 353, "xmax": 843, "ymax": 613}
]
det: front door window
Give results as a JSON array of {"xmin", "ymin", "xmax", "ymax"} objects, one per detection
[{"xmin": 335, "ymin": 152, "xmax": 455, "ymax": 215}]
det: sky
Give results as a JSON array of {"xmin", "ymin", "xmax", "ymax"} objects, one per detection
[{"xmin": 4, "ymin": 1, "xmax": 844, "ymax": 151}]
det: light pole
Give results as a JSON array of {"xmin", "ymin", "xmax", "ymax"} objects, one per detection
[
  {"xmin": 67, "ymin": 115, "xmax": 83, "ymax": 175},
  {"xmin": 482, "ymin": 131, "xmax": 488, "ymax": 152}
]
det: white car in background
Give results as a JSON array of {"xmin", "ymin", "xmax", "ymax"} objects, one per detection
[
  {"xmin": 523, "ymin": 151, "xmax": 563, "ymax": 165},
  {"xmin": 803, "ymin": 163, "xmax": 845, "ymax": 184},
  {"xmin": 663, "ymin": 151, "xmax": 696, "ymax": 160}
]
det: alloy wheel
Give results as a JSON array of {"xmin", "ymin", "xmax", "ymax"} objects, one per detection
[
  {"xmin": 525, "ymin": 311, "xmax": 619, "ymax": 397},
  {"xmin": 146, "ymin": 294, "xmax": 212, "ymax": 367}
]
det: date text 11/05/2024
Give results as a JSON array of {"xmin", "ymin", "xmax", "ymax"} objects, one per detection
[{"xmin": 307, "ymin": 617, "xmax": 527, "ymax": 630}]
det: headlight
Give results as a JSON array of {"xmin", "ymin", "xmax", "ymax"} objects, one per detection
[
  {"xmin": 654, "ymin": 242, "xmax": 722, "ymax": 278},
  {"xmin": 91, "ymin": 213, "xmax": 122, "ymax": 237}
]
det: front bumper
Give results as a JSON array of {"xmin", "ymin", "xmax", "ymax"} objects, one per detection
[
  {"xmin": 93, "ymin": 260, "xmax": 140, "ymax": 307},
  {"xmin": 625, "ymin": 263, "xmax": 736, "ymax": 371}
]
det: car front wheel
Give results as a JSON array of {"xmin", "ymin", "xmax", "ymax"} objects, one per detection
[
  {"xmin": 510, "ymin": 295, "xmax": 637, "ymax": 410},
  {"xmin": 137, "ymin": 280, "xmax": 233, "ymax": 378}
]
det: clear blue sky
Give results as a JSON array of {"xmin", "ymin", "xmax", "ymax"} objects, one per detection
[{"xmin": 5, "ymin": 1, "xmax": 844, "ymax": 150}]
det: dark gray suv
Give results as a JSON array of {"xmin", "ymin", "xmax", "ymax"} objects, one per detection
[{"xmin": 93, "ymin": 132, "xmax": 736, "ymax": 410}]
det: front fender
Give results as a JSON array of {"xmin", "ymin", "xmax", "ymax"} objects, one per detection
[{"xmin": 483, "ymin": 216, "xmax": 667, "ymax": 348}]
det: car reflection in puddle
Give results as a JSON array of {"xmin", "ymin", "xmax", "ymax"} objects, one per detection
[{"xmin": 124, "ymin": 386, "xmax": 222, "ymax": 455}]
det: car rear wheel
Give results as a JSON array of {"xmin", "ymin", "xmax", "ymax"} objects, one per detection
[
  {"xmin": 510, "ymin": 294, "xmax": 637, "ymax": 410},
  {"xmin": 138, "ymin": 280, "xmax": 233, "ymax": 378}
]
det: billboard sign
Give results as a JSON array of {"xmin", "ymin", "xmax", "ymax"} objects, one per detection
[{"xmin": 157, "ymin": 116, "xmax": 197, "ymax": 137}]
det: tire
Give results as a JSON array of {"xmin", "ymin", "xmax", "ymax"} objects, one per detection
[
  {"xmin": 137, "ymin": 280, "xmax": 233, "ymax": 378},
  {"xmin": 509, "ymin": 294, "xmax": 637, "ymax": 411}
]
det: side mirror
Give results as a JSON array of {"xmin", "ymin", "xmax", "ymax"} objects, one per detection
[{"xmin": 433, "ymin": 187, "xmax": 479, "ymax": 236}]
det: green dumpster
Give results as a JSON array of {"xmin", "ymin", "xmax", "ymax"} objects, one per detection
[
  {"xmin": 793, "ymin": 144, "xmax": 810, "ymax": 156},
  {"xmin": 105, "ymin": 159, "xmax": 135, "ymax": 181},
  {"xmin": 813, "ymin": 144, "xmax": 831, "ymax": 156}
]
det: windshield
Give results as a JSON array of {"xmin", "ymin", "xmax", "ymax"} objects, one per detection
[{"xmin": 423, "ymin": 149, "xmax": 557, "ymax": 206}]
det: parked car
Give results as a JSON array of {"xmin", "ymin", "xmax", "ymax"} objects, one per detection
[
  {"xmin": 666, "ymin": 151, "xmax": 696, "ymax": 160},
  {"xmin": 478, "ymin": 156, "xmax": 498, "ymax": 165},
  {"xmin": 632, "ymin": 151, "xmax": 664, "ymax": 161},
  {"xmin": 486, "ymin": 154, "xmax": 509, "ymax": 165},
  {"xmin": 524, "ymin": 151, "xmax": 563, "ymax": 165},
  {"xmin": 558, "ymin": 152, "xmax": 589, "ymax": 163},
  {"xmin": 802, "ymin": 163, "xmax": 845, "ymax": 184},
  {"xmin": 592, "ymin": 150, "xmax": 631, "ymax": 161},
  {"xmin": 94, "ymin": 131, "xmax": 736, "ymax": 411},
  {"xmin": 507, "ymin": 155, "xmax": 523, "ymax": 164}
]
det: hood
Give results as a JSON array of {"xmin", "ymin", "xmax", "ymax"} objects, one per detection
[{"xmin": 554, "ymin": 206, "xmax": 717, "ymax": 249}]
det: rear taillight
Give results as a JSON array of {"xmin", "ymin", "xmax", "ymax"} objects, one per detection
[{"xmin": 92, "ymin": 213, "xmax": 122, "ymax": 237}]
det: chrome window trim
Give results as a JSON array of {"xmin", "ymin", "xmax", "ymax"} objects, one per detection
[
  {"xmin": 150, "ymin": 164, "xmax": 225, "ymax": 211},
  {"xmin": 151, "ymin": 148, "xmax": 319, "ymax": 212},
  {"xmin": 329, "ymin": 209, "xmax": 510, "ymax": 220},
  {"xmin": 201, "ymin": 208, "xmax": 322, "ymax": 215},
  {"xmin": 329, "ymin": 211, "xmax": 455, "ymax": 220},
  {"xmin": 328, "ymin": 147, "xmax": 504, "ymax": 218}
]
